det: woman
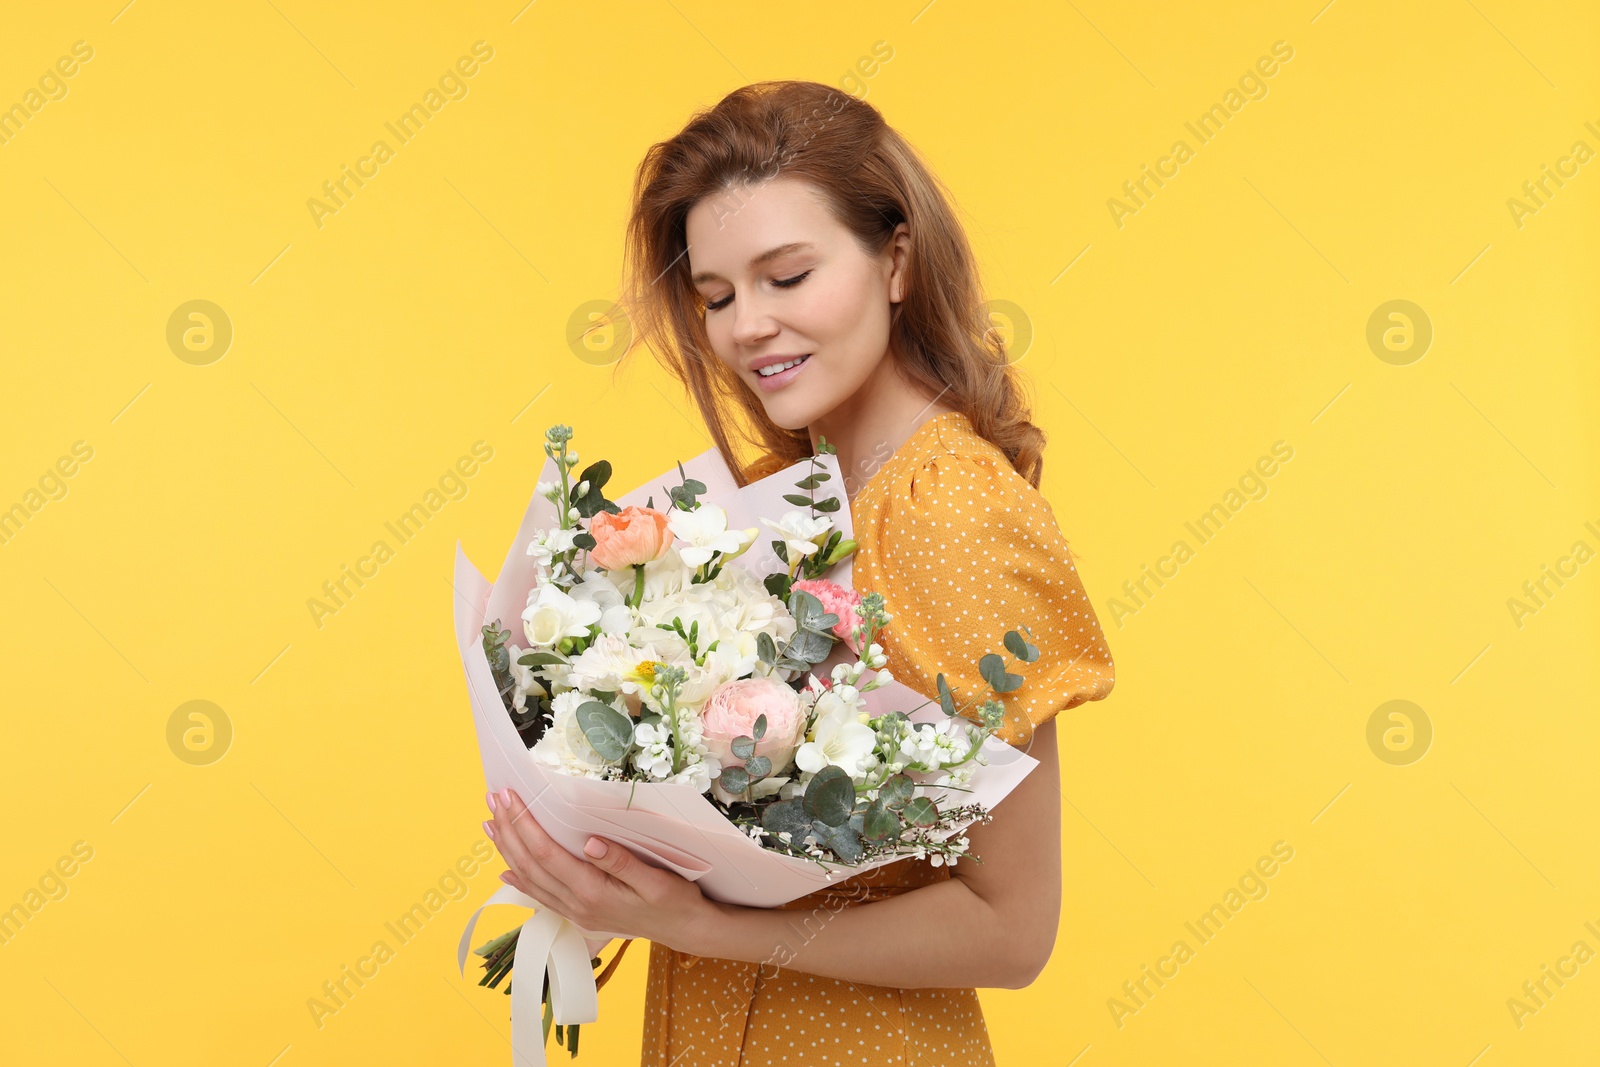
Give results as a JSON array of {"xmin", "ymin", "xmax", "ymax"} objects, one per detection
[{"xmin": 485, "ymin": 80, "xmax": 1116, "ymax": 1065}]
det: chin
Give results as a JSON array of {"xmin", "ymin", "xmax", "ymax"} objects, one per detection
[{"xmin": 758, "ymin": 396, "xmax": 819, "ymax": 432}]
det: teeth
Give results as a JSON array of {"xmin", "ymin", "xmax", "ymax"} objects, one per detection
[{"xmin": 757, "ymin": 355, "xmax": 809, "ymax": 377}]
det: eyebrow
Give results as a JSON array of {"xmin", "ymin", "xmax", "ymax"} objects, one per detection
[{"xmin": 689, "ymin": 242, "xmax": 815, "ymax": 285}]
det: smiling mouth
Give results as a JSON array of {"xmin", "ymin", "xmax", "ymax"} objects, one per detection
[{"xmin": 756, "ymin": 354, "xmax": 811, "ymax": 377}]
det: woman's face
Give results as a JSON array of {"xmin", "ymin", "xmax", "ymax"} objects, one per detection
[{"xmin": 685, "ymin": 176, "xmax": 907, "ymax": 431}]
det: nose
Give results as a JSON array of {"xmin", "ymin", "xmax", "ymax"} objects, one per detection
[{"xmin": 729, "ymin": 290, "xmax": 780, "ymax": 348}]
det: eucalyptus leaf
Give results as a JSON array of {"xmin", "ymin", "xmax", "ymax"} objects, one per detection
[
  {"xmin": 812, "ymin": 496, "xmax": 840, "ymax": 513},
  {"xmin": 781, "ymin": 493, "xmax": 814, "ymax": 507},
  {"xmin": 978, "ymin": 653, "xmax": 1024, "ymax": 693},
  {"xmin": 752, "ymin": 714, "xmax": 767, "ymax": 741},
  {"xmin": 902, "ymin": 796, "xmax": 938, "ymax": 827},
  {"xmin": 1004, "ymin": 629, "xmax": 1040, "ymax": 663},
  {"xmin": 810, "ymin": 818, "xmax": 863, "ymax": 862},
  {"xmin": 862, "ymin": 797, "xmax": 899, "ymax": 842},
  {"xmin": 762, "ymin": 799, "xmax": 814, "ymax": 840},
  {"xmin": 756, "ymin": 631, "xmax": 777, "ymax": 666},
  {"xmin": 803, "ymin": 766, "xmax": 856, "ymax": 827},
  {"xmin": 787, "ymin": 588, "xmax": 822, "ymax": 626},
  {"xmin": 718, "ymin": 766, "xmax": 750, "ymax": 794},
  {"xmin": 517, "ymin": 651, "xmax": 566, "ymax": 667},
  {"xmin": 575, "ymin": 701, "xmax": 633, "ymax": 761},
  {"xmin": 744, "ymin": 755, "xmax": 772, "ymax": 779},
  {"xmin": 936, "ymin": 673, "xmax": 958, "ymax": 717},
  {"xmin": 730, "ymin": 735, "xmax": 755, "ymax": 760},
  {"xmin": 878, "ymin": 773, "xmax": 914, "ymax": 810}
]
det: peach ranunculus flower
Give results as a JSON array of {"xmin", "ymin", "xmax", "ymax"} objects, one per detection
[
  {"xmin": 700, "ymin": 676, "xmax": 806, "ymax": 804},
  {"xmin": 587, "ymin": 505, "xmax": 673, "ymax": 571},
  {"xmin": 790, "ymin": 578, "xmax": 864, "ymax": 652}
]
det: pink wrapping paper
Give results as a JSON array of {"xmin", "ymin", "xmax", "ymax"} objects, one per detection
[{"xmin": 452, "ymin": 444, "xmax": 1041, "ymax": 909}]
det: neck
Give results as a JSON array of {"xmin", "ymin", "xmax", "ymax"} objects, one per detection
[{"xmin": 809, "ymin": 355, "xmax": 956, "ymax": 502}]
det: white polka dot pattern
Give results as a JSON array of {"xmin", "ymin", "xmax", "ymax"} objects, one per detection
[
  {"xmin": 635, "ymin": 411, "xmax": 1113, "ymax": 1064},
  {"xmin": 851, "ymin": 411, "xmax": 1116, "ymax": 749}
]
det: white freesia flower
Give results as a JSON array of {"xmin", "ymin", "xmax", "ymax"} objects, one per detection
[
  {"xmin": 759, "ymin": 510, "xmax": 833, "ymax": 559},
  {"xmin": 795, "ymin": 714, "xmax": 877, "ymax": 777},
  {"xmin": 667, "ymin": 503, "xmax": 755, "ymax": 569},
  {"xmin": 522, "ymin": 582, "xmax": 601, "ymax": 647},
  {"xmin": 569, "ymin": 567, "xmax": 634, "ymax": 636},
  {"xmin": 506, "ymin": 643, "xmax": 548, "ymax": 712}
]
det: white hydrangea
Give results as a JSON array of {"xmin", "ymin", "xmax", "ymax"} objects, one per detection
[{"xmin": 529, "ymin": 690, "xmax": 625, "ymax": 779}]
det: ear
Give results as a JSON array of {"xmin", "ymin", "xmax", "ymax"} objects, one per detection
[{"xmin": 886, "ymin": 222, "xmax": 911, "ymax": 303}]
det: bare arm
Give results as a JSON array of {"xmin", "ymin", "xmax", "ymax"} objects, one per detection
[{"xmin": 678, "ymin": 718, "xmax": 1063, "ymax": 990}]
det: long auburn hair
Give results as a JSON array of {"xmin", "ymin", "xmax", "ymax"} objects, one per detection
[{"xmin": 617, "ymin": 79, "xmax": 1047, "ymax": 488}]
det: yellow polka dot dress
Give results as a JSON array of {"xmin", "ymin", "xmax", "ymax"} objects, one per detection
[{"xmin": 639, "ymin": 410, "xmax": 1116, "ymax": 1066}]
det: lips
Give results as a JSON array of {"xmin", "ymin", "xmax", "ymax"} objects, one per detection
[
  {"xmin": 751, "ymin": 353, "xmax": 812, "ymax": 393},
  {"xmin": 754, "ymin": 354, "xmax": 810, "ymax": 378}
]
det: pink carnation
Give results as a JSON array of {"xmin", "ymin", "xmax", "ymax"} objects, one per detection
[{"xmin": 791, "ymin": 578, "xmax": 863, "ymax": 652}]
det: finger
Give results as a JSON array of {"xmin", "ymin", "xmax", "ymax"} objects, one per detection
[
  {"xmin": 580, "ymin": 836, "xmax": 667, "ymax": 899},
  {"xmin": 497, "ymin": 789, "xmax": 606, "ymax": 905},
  {"xmin": 487, "ymin": 800, "xmax": 578, "ymax": 913}
]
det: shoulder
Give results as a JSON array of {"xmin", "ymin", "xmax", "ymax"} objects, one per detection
[{"xmin": 854, "ymin": 413, "xmax": 1066, "ymax": 557}]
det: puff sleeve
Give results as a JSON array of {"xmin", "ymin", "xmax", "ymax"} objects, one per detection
[{"xmin": 853, "ymin": 444, "xmax": 1115, "ymax": 749}]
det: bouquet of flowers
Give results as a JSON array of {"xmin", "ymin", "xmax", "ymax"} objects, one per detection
[{"xmin": 453, "ymin": 424, "xmax": 1043, "ymax": 1064}]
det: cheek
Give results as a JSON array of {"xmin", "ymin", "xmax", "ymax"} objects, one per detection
[
  {"xmin": 802, "ymin": 276, "xmax": 880, "ymax": 345},
  {"xmin": 704, "ymin": 315, "xmax": 739, "ymax": 366}
]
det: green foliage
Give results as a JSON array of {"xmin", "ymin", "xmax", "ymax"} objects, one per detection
[
  {"xmin": 978, "ymin": 653, "xmax": 1024, "ymax": 693},
  {"xmin": 575, "ymin": 701, "xmax": 632, "ymax": 760},
  {"xmin": 862, "ymin": 797, "xmax": 899, "ymax": 842},
  {"xmin": 761, "ymin": 799, "xmax": 813, "ymax": 840},
  {"xmin": 877, "ymin": 773, "xmax": 915, "ymax": 810},
  {"xmin": 665, "ymin": 461, "xmax": 707, "ymax": 511},
  {"xmin": 1004, "ymin": 628, "xmax": 1040, "ymax": 663},
  {"xmin": 571, "ymin": 460, "xmax": 619, "ymax": 518},
  {"xmin": 811, "ymin": 815, "xmax": 864, "ymax": 862},
  {"xmin": 901, "ymin": 796, "xmax": 939, "ymax": 828},
  {"xmin": 803, "ymin": 766, "xmax": 856, "ymax": 827}
]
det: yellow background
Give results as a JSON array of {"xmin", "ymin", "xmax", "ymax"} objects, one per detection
[{"xmin": 2, "ymin": 1, "xmax": 1596, "ymax": 1064}]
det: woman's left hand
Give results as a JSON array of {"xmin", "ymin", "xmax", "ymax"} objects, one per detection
[{"xmin": 485, "ymin": 788, "xmax": 717, "ymax": 952}]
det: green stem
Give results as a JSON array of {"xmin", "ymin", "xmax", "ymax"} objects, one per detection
[
  {"xmin": 629, "ymin": 563, "xmax": 645, "ymax": 608},
  {"xmin": 663, "ymin": 685, "xmax": 685, "ymax": 776}
]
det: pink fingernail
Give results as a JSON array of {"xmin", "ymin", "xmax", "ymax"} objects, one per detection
[
  {"xmin": 486, "ymin": 791, "xmax": 497, "ymax": 812},
  {"xmin": 483, "ymin": 820, "xmax": 496, "ymax": 840},
  {"xmin": 498, "ymin": 871, "xmax": 512, "ymax": 884}
]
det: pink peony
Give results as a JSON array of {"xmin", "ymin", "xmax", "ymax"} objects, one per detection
[
  {"xmin": 791, "ymin": 578, "xmax": 863, "ymax": 652},
  {"xmin": 588, "ymin": 506, "xmax": 672, "ymax": 571},
  {"xmin": 700, "ymin": 677, "xmax": 806, "ymax": 801}
]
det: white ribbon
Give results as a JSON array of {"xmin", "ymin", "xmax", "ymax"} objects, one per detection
[{"xmin": 457, "ymin": 885, "xmax": 600, "ymax": 1067}]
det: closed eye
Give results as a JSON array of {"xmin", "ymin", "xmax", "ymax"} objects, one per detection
[{"xmin": 704, "ymin": 271, "xmax": 812, "ymax": 313}]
